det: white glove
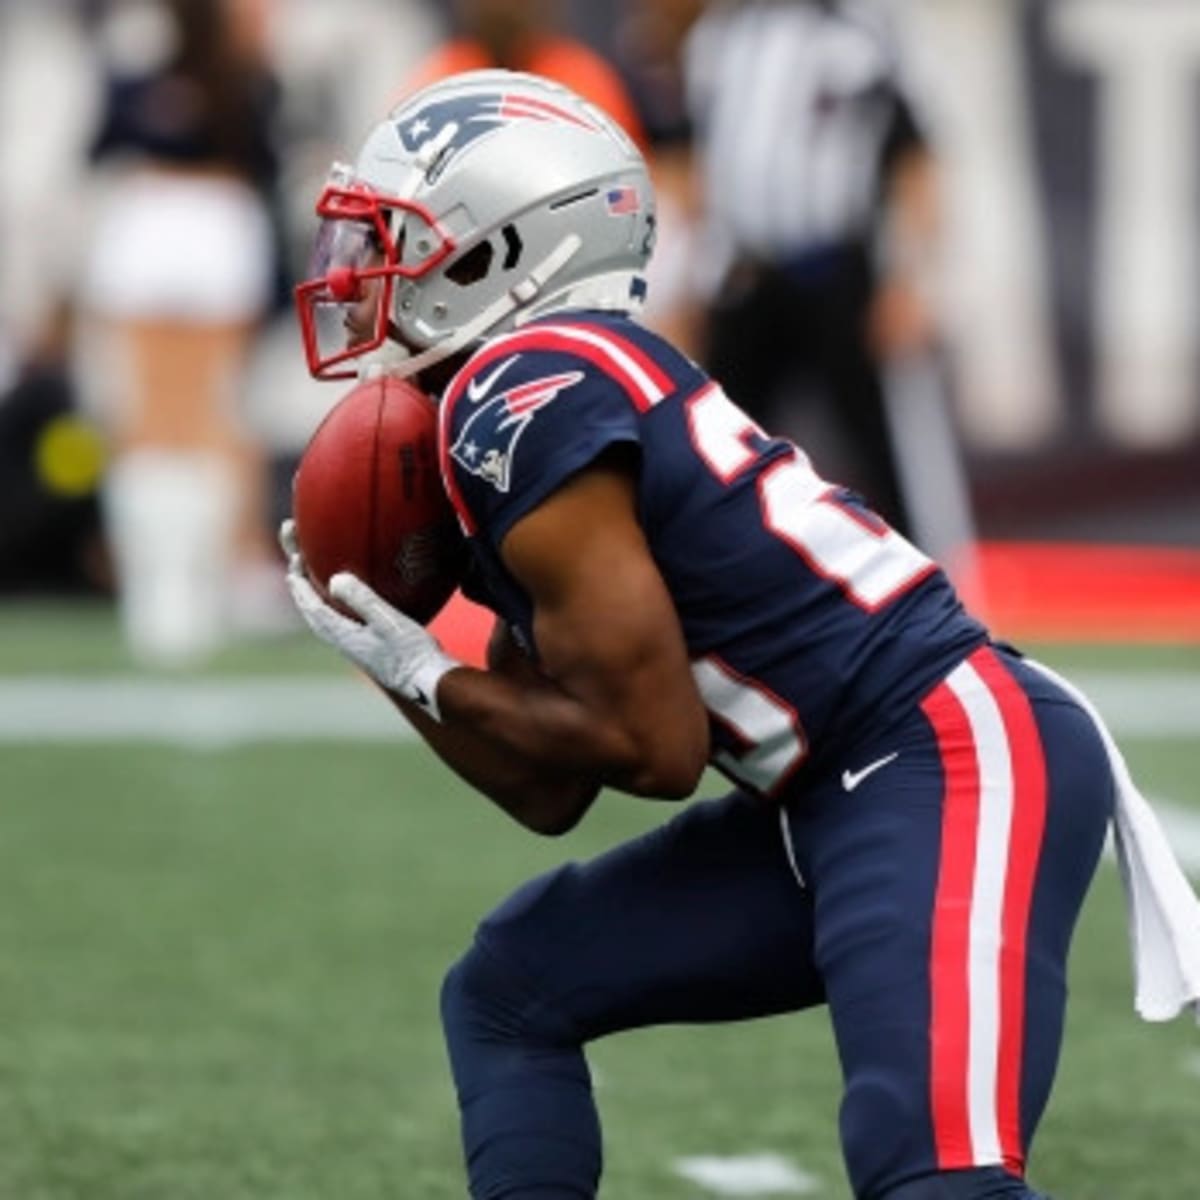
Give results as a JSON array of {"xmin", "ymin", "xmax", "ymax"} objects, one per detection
[{"xmin": 280, "ymin": 519, "xmax": 460, "ymax": 720}]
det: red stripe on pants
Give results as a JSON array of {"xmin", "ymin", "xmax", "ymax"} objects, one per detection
[
  {"xmin": 970, "ymin": 647, "xmax": 1048, "ymax": 1175},
  {"xmin": 920, "ymin": 677, "xmax": 980, "ymax": 1169}
]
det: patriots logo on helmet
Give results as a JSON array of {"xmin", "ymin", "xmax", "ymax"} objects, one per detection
[
  {"xmin": 396, "ymin": 92, "xmax": 600, "ymax": 181},
  {"xmin": 451, "ymin": 369, "xmax": 584, "ymax": 493}
]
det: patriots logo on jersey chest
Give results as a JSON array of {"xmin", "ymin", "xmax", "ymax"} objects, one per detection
[{"xmin": 450, "ymin": 369, "xmax": 584, "ymax": 493}]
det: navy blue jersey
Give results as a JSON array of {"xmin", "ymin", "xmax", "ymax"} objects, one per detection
[{"xmin": 437, "ymin": 311, "xmax": 987, "ymax": 797}]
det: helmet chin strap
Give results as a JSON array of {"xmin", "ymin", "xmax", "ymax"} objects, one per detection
[{"xmin": 358, "ymin": 234, "xmax": 583, "ymax": 382}]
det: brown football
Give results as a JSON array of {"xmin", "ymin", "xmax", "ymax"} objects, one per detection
[{"xmin": 292, "ymin": 374, "xmax": 466, "ymax": 625}]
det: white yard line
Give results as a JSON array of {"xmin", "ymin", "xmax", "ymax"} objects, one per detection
[
  {"xmin": 1138, "ymin": 801, "xmax": 1200, "ymax": 876},
  {"xmin": 0, "ymin": 675, "xmax": 412, "ymax": 748},
  {"xmin": 673, "ymin": 1153, "xmax": 820, "ymax": 1196},
  {"xmin": 1064, "ymin": 670, "xmax": 1200, "ymax": 739},
  {"xmin": 1, "ymin": 668, "xmax": 1197, "ymax": 745},
  {"xmin": 1092, "ymin": 799, "xmax": 1200, "ymax": 877}
]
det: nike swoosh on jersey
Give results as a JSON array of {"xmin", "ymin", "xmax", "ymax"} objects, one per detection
[
  {"xmin": 466, "ymin": 354, "xmax": 520, "ymax": 401},
  {"xmin": 841, "ymin": 751, "xmax": 899, "ymax": 792}
]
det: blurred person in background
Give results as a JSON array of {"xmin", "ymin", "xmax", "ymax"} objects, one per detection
[
  {"xmin": 73, "ymin": 0, "xmax": 285, "ymax": 665},
  {"xmin": 403, "ymin": 0, "xmax": 720, "ymax": 357},
  {"xmin": 684, "ymin": 0, "xmax": 949, "ymax": 544},
  {"xmin": 236, "ymin": 0, "xmax": 442, "ymax": 478},
  {"xmin": 610, "ymin": 0, "xmax": 707, "ymax": 353},
  {"xmin": 400, "ymin": 0, "xmax": 647, "ymax": 153}
]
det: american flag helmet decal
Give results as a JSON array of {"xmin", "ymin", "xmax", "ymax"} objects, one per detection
[{"xmin": 605, "ymin": 185, "xmax": 640, "ymax": 216}]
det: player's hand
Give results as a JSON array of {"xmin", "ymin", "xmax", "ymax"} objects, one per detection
[{"xmin": 279, "ymin": 519, "xmax": 459, "ymax": 720}]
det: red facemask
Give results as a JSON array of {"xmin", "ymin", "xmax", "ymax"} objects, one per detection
[{"xmin": 294, "ymin": 179, "xmax": 456, "ymax": 380}]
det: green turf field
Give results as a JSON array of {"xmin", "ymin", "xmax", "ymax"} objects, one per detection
[{"xmin": 0, "ymin": 601, "xmax": 1197, "ymax": 1198}]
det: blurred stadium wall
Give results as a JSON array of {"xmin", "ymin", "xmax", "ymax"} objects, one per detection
[
  {"xmin": 917, "ymin": 1, "xmax": 1200, "ymax": 532},
  {"xmin": 905, "ymin": 0, "xmax": 1200, "ymax": 639}
]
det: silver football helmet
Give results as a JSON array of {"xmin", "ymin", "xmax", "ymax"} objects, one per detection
[{"xmin": 296, "ymin": 69, "xmax": 657, "ymax": 380}]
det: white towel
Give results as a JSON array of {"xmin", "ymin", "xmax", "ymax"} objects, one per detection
[{"xmin": 1029, "ymin": 659, "xmax": 1200, "ymax": 1025}]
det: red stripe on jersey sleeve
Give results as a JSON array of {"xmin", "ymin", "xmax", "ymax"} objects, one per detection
[
  {"xmin": 550, "ymin": 319, "xmax": 676, "ymax": 397},
  {"xmin": 437, "ymin": 319, "xmax": 672, "ymax": 531},
  {"xmin": 443, "ymin": 323, "xmax": 671, "ymax": 413}
]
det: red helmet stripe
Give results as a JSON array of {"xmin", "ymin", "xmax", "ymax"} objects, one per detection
[{"xmin": 498, "ymin": 94, "xmax": 598, "ymax": 130}]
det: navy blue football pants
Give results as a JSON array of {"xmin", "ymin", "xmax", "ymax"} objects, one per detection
[{"xmin": 440, "ymin": 646, "xmax": 1113, "ymax": 1198}]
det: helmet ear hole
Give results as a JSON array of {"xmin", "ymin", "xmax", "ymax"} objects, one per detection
[{"xmin": 445, "ymin": 240, "xmax": 494, "ymax": 287}]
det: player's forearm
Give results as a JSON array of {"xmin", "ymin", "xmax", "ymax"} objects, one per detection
[
  {"xmin": 386, "ymin": 662, "xmax": 689, "ymax": 831},
  {"xmin": 453, "ymin": 661, "xmax": 706, "ymax": 801},
  {"xmin": 383, "ymin": 669, "xmax": 607, "ymax": 835}
]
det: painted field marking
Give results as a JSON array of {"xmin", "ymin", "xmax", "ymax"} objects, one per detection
[
  {"xmin": 1095, "ymin": 799, "xmax": 1200, "ymax": 878},
  {"xmin": 673, "ymin": 1153, "xmax": 820, "ymax": 1196},
  {"xmin": 1151, "ymin": 802, "xmax": 1200, "ymax": 875},
  {"xmin": 0, "ymin": 669, "xmax": 1197, "ymax": 746},
  {"xmin": 1065, "ymin": 670, "xmax": 1200, "ymax": 739},
  {"xmin": 0, "ymin": 676, "xmax": 406, "ymax": 748}
]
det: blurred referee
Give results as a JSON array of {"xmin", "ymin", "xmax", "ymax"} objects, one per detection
[{"xmin": 684, "ymin": 0, "xmax": 945, "ymax": 541}]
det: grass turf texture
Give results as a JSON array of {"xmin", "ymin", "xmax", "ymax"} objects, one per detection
[{"xmin": 0, "ymin": 602, "xmax": 1197, "ymax": 1197}]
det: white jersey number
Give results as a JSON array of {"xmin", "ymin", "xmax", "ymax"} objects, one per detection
[
  {"xmin": 685, "ymin": 385, "xmax": 933, "ymax": 793},
  {"xmin": 691, "ymin": 657, "xmax": 806, "ymax": 796},
  {"xmin": 687, "ymin": 384, "xmax": 932, "ymax": 610}
]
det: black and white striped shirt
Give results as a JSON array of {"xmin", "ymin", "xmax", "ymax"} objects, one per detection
[{"xmin": 685, "ymin": 0, "xmax": 928, "ymax": 261}]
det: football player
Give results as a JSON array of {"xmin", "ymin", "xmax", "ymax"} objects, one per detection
[{"xmin": 282, "ymin": 70, "xmax": 1200, "ymax": 1200}]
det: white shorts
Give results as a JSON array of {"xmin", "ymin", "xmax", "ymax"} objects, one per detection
[{"xmin": 79, "ymin": 169, "xmax": 274, "ymax": 324}]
